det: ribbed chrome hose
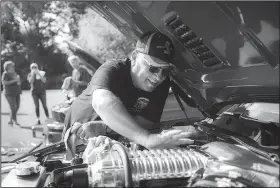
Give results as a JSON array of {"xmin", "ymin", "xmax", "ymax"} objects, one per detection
[{"xmin": 129, "ymin": 148, "xmax": 208, "ymax": 181}]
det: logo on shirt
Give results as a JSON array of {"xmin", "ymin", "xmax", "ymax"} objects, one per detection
[{"xmin": 131, "ymin": 97, "xmax": 150, "ymax": 113}]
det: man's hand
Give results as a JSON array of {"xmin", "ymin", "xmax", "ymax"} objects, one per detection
[
  {"xmin": 145, "ymin": 129, "xmax": 194, "ymax": 149},
  {"xmin": 70, "ymin": 121, "xmax": 107, "ymax": 144}
]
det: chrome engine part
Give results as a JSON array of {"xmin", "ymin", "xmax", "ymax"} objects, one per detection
[
  {"xmin": 88, "ymin": 147, "xmax": 208, "ymax": 187},
  {"xmin": 2, "ymin": 141, "xmax": 279, "ymax": 188},
  {"xmin": 129, "ymin": 149, "xmax": 207, "ymax": 180},
  {"xmin": 85, "ymin": 141, "xmax": 279, "ymax": 187}
]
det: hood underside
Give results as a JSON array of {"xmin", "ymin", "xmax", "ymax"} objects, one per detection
[{"xmin": 89, "ymin": 1, "xmax": 279, "ymax": 117}]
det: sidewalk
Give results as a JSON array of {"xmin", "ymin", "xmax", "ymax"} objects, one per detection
[{"xmin": 1, "ymin": 90, "xmax": 65, "ymax": 148}]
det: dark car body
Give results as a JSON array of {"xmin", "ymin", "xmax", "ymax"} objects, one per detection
[
  {"xmin": 88, "ymin": 1, "xmax": 279, "ymax": 118},
  {"xmin": 2, "ymin": 2, "xmax": 279, "ymax": 187}
]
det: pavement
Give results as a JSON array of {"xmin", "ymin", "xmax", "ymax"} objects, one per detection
[
  {"xmin": 1, "ymin": 88, "xmax": 205, "ymax": 184},
  {"xmin": 1, "ymin": 90, "xmax": 65, "ymax": 148},
  {"xmin": 1, "ymin": 89, "xmax": 203, "ymax": 148}
]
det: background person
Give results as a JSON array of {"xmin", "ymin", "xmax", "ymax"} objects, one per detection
[
  {"xmin": 63, "ymin": 32, "xmax": 194, "ymax": 149},
  {"xmin": 61, "ymin": 76, "xmax": 75, "ymax": 101},
  {"xmin": 67, "ymin": 55, "xmax": 93, "ymax": 97},
  {"xmin": 27, "ymin": 63, "xmax": 49, "ymax": 125},
  {"xmin": 1, "ymin": 61, "xmax": 22, "ymax": 126}
]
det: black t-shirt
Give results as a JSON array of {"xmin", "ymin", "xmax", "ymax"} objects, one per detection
[
  {"xmin": 64, "ymin": 58, "xmax": 170, "ymax": 131},
  {"xmin": 72, "ymin": 67, "xmax": 92, "ymax": 97},
  {"xmin": 27, "ymin": 73, "xmax": 46, "ymax": 95}
]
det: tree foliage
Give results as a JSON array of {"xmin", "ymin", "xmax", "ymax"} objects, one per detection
[
  {"xmin": 1, "ymin": 1, "xmax": 87, "ymax": 89},
  {"xmin": 1, "ymin": 1, "xmax": 135, "ymax": 89},
  {"xmin": 73, "ymin": 8, "xmax": 135, "ymax": 63}
]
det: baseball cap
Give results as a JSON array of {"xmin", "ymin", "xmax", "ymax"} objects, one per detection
[{"xmin": 136, "ymin": 32, "xmax": 175, "ymax": 67}]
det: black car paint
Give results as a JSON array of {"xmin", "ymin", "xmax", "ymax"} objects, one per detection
[{"xmin": 89, "ymin": 1, "xmax": 279, "ymax": 117}]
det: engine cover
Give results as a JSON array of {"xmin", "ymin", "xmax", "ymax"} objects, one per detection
[
  {"xmin": 88, "ymin": 147, "xmax": 208, "ymax": 187},
  {"xmin": 85, "ymin": 141, "xmax": 279, "ymax": 187}
]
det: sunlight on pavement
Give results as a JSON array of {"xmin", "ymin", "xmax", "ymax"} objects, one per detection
[{"xmin": 1, "ymin": 90, "xmax": 65, "ymax": 148}]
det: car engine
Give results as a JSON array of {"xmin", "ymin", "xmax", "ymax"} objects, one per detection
[
  {"xmin": 43, "ymin": 137, "xmax": 278, "ymax": 188},
  {"xmin": 2, "ymin": 132, "xmax": 279, "ymax": 188},
  {"xmin": 2, "ymin": 103, "xmax": 279, "ymax": 187},
  {"xmin": 42, "ymin": 105, "xmax": 279, "ymax": 188}
]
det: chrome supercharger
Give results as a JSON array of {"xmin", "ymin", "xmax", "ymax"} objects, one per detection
[{"xmin": 45, "ymin": 141, "xmax": 279, "ymax": 188}]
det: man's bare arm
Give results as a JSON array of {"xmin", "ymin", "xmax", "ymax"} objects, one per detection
[
  {"xmin": 134, "ymin": 116, "xmax": 166, "ymax": 133},
  {"xmin": 92, "ymin": 89, "xmax": 150, "ymax": 147}
]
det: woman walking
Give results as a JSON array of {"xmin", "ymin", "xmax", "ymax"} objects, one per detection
[{"xmin": 2, "ymin": 61, "xmax": 21, "ymax": 126}]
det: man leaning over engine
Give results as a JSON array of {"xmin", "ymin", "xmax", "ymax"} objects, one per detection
[{"xmin": 62, "ymin": 31, "xmax": 195, "ymax": 151}]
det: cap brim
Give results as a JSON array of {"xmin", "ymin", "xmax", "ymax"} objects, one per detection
[{"xmin": 143, "ymin": 54, "xmax": 175, "ymax": 68}]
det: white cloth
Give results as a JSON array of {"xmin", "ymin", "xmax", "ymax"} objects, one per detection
[
  {"xmin": 36, "ymin": 71, "xmax": 45, "ymax": 79},
  {"xmin": 82, "ymin": 138, "xmax": 108, "ymax": 164}
]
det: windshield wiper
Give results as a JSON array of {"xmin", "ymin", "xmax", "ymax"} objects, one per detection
[
  {"xmin": 2, "ymin": 142, "xmax": 65, "ymax": 164},
  {"xmin": 2, "ymin": 141, "xmax": 43, "ymax": 163},
  {"xmin": 198, "ymin": 122, "xmax": 279, "ymax": 163},
  {"xmin": 221, "ymin": 133, "xmax": 279, "ymax": 163}
]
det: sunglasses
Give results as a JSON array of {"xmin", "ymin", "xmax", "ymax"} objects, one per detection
[
  {"xmin": 31, "ymin": 66, "xmax": 38, "ymax": 69},
  {"xmin": 136, "ymin": 51, "xmax": 173, "ymax": 77},
  {"xmin": 145, "ymin": 61, "xmax": 171, "ymax": 77}
]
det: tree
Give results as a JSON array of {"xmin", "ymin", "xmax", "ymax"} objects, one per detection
[
  {"xmin": 73, "ymin": 8, "xmax": 135, "ymax": 63},
  {"xmin": 1, "ymin": 2, "xmax": 136, "ymax": 89},
  {"xmin": 1, "ymin": 1, "xmax": 87, "ymax": 89}
]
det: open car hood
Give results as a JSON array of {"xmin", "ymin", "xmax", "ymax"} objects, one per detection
[{"xmin": 88, "ymin": 1, "xmax": 279, "ymax": 117}]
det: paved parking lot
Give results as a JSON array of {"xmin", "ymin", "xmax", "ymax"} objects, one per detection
[
  {"xmin": 1, "ymin": 90, "xmax": 65, "ymax": 148},
  {"xmin": 1, "ymin": 89, "xmax": 202, "ymax": 148}
]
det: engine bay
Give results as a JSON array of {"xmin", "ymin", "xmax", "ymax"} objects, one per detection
[
  {"xmin": 1, "ymin": 1, "xmax": 279, "ymax": 188},
  {"xmin": 46, "ymin": 141, "xmax": 278, "ymax": 187},
  {"xmin": 2, "ymin": 113, "xmax": 279, "ymax": 187}
]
